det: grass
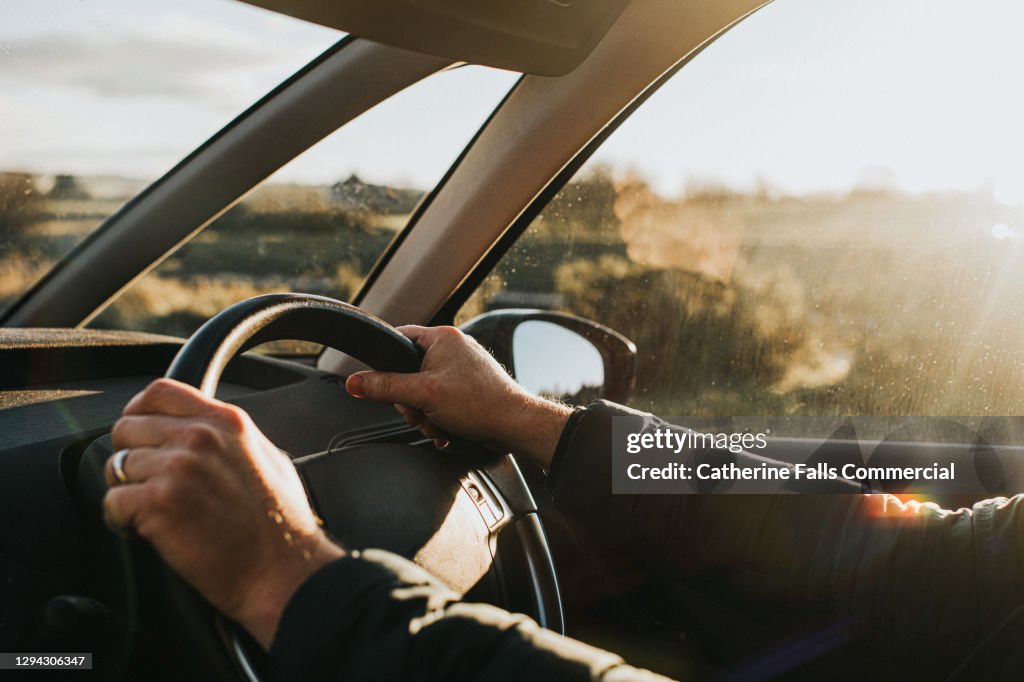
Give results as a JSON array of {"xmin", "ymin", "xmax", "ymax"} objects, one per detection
[{"xmin": 4, "ymin": 170, "xmax": 1024, "ymax": 421}]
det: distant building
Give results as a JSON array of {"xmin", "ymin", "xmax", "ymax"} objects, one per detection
[
  {"xmin": 48, "ymin": 174, "xmax": 91, "ymax": 200},
  {"xmin": 330, "ymin": 174, "xmax": 421, "ymax": 214}
]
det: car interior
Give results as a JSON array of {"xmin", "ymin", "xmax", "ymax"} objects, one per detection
[{"xmin": 3, "ymin": 0, "xmax": 1024, "ymax": 679}]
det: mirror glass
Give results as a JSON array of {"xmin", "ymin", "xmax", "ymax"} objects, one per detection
[{"xmin": 512, "ymin": 321, "xmax": 604, "ymax": 403}]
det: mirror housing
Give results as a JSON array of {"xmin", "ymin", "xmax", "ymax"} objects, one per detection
[{"xmin": 461, "ymin": 309, "xmax": 636, "ymax": 404}]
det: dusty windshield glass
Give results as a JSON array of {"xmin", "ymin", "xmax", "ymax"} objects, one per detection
[{"xmin": 0, "ymin": 0, "xmax": 340, "ymax": 318}]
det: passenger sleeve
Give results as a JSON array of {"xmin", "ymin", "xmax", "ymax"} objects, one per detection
[
  {"xmin": 270, "ymin": 548, "xmax": 674, "ymax": 682},
  {"xmin": 546, "ymin": 400, "xmax": 1024, "ymax": 673}
]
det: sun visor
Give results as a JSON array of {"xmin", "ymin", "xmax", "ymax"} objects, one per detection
[{"xmin": 240, "ymin": 0, "xmax": 632, "ymax": 76}]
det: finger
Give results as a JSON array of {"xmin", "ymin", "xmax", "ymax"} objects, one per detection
[
  {"xmin": 104, "ymin": 446, "xmax": 183, "ymax": 488},
  {"xmin": 419, "ymin": 422, "xmax": 444, "ymax": 440},
  {"xmin": 123, "ymin": 378, "xmax": 215, "ymax": 418},
  {"xmin": 112, "ymin": 414, "xmax": 198, "ymax": 450},
  {"xmin": 394, "ymin": 405, "xmax": 444, "ymax": 440},
  {"xmin": 103, "ymin": 483, "xmax": 149, "ymax": 531},
  {"xmin": 396, "ymin": 325, "xmax": 462, "ymax": 351},
  {"xmin": 395, "ymin": 325, "xmax": 430, "ymax": 344},
  {"xmin": 394, "ymin": 403, "xmax": 426, "ymax": 426},
  {"xmin": 346, "ymin": 371, "xmax": 427, "ymax": 406}
]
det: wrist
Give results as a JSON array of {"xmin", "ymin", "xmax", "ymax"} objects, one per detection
[
  {"xmin": 497, "ymin": 394, "xmax": 572, "ymax": 470},
  {"xmin": 236, "ymin": 535, "xmax": 346, "ymax": 650}
]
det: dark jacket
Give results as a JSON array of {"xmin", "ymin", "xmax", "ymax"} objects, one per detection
[{"xmin": 271, "ymin": 401, "xmax": 1024, "ymax": 680}]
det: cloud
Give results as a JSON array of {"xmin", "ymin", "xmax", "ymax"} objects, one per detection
[{"xmin": 0, "ymin": 23, "xmax": 299, "ymax": 100}]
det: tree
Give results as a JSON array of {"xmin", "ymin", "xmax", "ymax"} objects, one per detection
[
  {"xmin": 0, "ymin": 172, "xmax": 40, "ymax": 241},
  {"xmin": 540, "ymin": 165, "xmax": 620, "ymax": 235}
]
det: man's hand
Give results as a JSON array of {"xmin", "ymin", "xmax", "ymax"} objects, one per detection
[
  {"xmin": 103, "ymin": 379, "xmax": 344, "ymax": 650},
  {"xmin": 345, "ymin": 325, "xmax": 572, "ymax": 470}
]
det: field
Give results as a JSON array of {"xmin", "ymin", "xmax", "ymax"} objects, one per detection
[{"xmin": 4, "ymin": 168, "xmax": 1024, "ymax": 421}]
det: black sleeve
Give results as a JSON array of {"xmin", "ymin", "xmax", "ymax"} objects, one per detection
[
  {"xmin": 271, "ymin": 548, "xmax": 673, "ymax": 682},
  {"xmin": 545, "ymin": 400, "xmax": 1024, "ymax": 674}
]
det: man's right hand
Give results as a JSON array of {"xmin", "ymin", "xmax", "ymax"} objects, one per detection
[{"xmin": 345, "ymin": 325, "xmax": 572, "ymax": 470}]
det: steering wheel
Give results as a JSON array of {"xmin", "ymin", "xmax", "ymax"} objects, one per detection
[{"xmin": 80, "ymin": 294, "xmax": 563, "ymax": 680}]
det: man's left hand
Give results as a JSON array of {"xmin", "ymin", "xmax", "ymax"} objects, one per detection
[{"xmin": 103, "ymin": 378, "xmax": 344, "ymax": 649}]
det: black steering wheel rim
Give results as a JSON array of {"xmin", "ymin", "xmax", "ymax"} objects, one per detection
[{"xmin": 165, "ymin": 293, "xmax": 423, "ymax": 394}]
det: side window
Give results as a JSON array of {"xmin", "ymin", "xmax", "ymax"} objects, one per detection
[{"xmin": 457, "ymin": 0, "xmax": 1024, "ymax": 419}]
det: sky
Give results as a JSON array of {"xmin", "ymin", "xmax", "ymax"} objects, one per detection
[
  {"xmin": 513, "ymin": 321, "xmax": 605, "ymax": 397},
  {"xmin": 2, "ymin": 0, "xmax": 1024, "ymax": 202}
]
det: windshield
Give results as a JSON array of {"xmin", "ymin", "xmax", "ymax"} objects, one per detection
[
  {"xmin": 88, "ymin": 65, "xmax": 519, "ymax": 350},
  {"xmin": 0, "ymin": 0, "xmax": 341, "ymax": 318}
]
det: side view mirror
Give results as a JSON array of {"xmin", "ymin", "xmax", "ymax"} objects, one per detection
[{"xmin": 460, "ymin": 309, "xmax": 637, "ymax": 405}]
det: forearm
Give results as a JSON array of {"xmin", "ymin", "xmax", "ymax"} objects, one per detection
[
  {"xmin": 491, "ymin": 395, "xmax": 572, "ymax": 471},
  {"xmin": 270, "ymin": 549, "xmax": 672, "ymax": 682},
  {"xmin": 544, "ymin": 401, "xmax": 1024, "ymax": 672}
]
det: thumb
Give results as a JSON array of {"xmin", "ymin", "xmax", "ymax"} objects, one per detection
[{"xmin": 346, "ymin": 371, "xmax": 424, "ymax": 406}]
